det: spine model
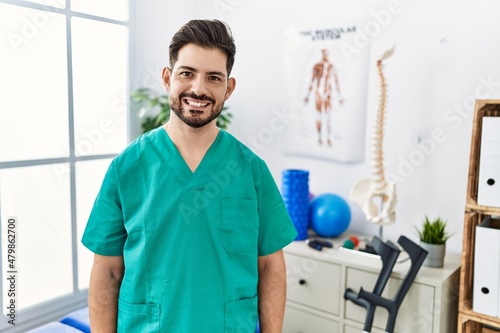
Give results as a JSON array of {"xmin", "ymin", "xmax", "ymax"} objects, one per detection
[{"xmin": 350, "ymin": 46, "xmax": 397, "ymax": 225}]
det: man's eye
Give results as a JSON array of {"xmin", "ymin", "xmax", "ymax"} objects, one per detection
[
  {"xmin": 180, "ymin": 72, "xmax": 193, "ymax": 77},
  {"xmin": 209, "ymin": 76, "xmax": 221, "ymax": 81}
]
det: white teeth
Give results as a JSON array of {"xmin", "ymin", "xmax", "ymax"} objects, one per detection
[{"xmin": 186, "ymin": 100, "xmax": 208, "ymax": 107}]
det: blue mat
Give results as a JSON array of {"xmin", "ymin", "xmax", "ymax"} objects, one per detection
[{"xmin": 60, "ymin": 307, "xmax": 90, "ymax": 333}]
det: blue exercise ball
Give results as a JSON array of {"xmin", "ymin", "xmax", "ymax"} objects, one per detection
[{"xmin": 309, "ymin": 193, "xmax": 351, "ymax": 237}]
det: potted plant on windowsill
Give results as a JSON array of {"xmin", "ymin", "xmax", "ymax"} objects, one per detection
[
  {"xmin": 415, "ymin": 216, "xmax": 453, "ymax": 268},
  {"xmin": 131, "ymin": 87, "xmax": 233, "ymax": 134}
]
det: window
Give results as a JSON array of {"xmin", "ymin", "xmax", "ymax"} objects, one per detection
[{"xmin": 0, "ymin": 1, "xmax": 129, "ymax": 331}]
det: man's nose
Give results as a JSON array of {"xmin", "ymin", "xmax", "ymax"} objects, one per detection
[{"xmin": 190, "ymin": 76, "xmax": 208, "ymax": 96}]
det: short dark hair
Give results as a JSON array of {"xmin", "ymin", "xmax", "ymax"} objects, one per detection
[{"xmin": 169, "ymin": 19, "xmax": 236, "ymax": 76}]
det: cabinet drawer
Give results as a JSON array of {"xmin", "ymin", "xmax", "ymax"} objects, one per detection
[
  {"xmin": 283, "ymin": 304, "xmax": 339, "ymax": 333},
  {"xmin": 285, "ymin": 252, "xmax": 341, "ymax": 315},
  {"xmin": 344, "ymin": 323, "xmax": 385, "ymax": 333},
  {"xmin": 345, "ymin": 267, "xmax": 435, "ymax": 333}
]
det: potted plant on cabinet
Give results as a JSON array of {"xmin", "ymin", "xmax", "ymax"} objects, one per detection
[
  {"xmin": 415, "ymin": 216, "xmax": 453, "ymax": 268},
  {"xmin": 131, "ymin": 87, "xmax": 233, "ymax": 134}
]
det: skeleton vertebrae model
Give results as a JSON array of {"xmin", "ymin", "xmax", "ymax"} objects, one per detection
[{"xmin": 350, "ymin": 46, "xmax": 397, "ymax": 225}]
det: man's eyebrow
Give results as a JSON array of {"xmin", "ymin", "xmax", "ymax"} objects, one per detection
[
  {"xmin": 177, "ymin": 65, "xmax": 198, "ymax": 73},
  {"xmin": 207, "ymin": 71, "xmax": 226, "ymax": 78}
]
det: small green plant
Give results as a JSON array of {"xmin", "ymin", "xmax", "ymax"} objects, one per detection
[
  {"xmin": 415, "ymin": 216, "xmax": 453, "ymax": 245},
  {"xmin": 131, "ymin": 87, "xmax": 233, "ymax": 134}
]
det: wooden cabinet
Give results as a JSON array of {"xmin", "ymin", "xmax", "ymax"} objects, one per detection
[
  {"xmin": 283, "ymin": 240, "xmax": 461, "ymax": 333},
  {"xmin": 458, "ymin": 100, "xmax": 500, "ymax": 332}
]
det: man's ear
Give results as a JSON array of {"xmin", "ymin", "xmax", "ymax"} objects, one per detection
[
  {"xmin": 224, "ymin": 77, "xmax": 236, "ymax": 101},
  {"xmin": 162, "ymin": 67, "xmax": 172, "ymax": 93}
]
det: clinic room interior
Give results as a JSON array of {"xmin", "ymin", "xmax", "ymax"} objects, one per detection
[{"xmin": 1, "ymin": 0, "xmax": 500, "ymax": 332}]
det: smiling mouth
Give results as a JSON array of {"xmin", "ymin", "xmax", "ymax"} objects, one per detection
[{"xmin": 183, "ymin": 98, "xmax": 210, "ymax": 108}]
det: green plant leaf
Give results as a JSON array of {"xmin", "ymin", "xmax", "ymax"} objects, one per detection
[{"xmin": 415, "ymin": 215, "xmax": 453, "ymax": 244}]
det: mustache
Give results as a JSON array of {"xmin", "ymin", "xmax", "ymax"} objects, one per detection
[{"xmin": 180, "ymin": 92, "xmax": 216, "ymax": 104}]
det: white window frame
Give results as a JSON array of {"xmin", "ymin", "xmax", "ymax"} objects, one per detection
[{"xmin": 0, "ymin": 0, "xmax": 133, "ymax": 331}]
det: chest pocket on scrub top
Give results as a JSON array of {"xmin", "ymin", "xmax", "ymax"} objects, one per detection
[{"xmin": 221, "ymin": 198, "xmax": 259, "ymax": 253}]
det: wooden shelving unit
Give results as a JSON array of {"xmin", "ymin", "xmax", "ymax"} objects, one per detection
[{"xmin": 458, "ymin": 100, "xmax": 500, "ymax": 332}]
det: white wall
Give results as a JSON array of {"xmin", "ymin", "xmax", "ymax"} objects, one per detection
[{"xmin": 133, "ymin": 0, "xmax": 500, "ymax": 253}]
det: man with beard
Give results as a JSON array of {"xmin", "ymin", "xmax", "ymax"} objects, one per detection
[{"xmin": 82, "ymin": 19, "xmax": 297, "ymax": 333}]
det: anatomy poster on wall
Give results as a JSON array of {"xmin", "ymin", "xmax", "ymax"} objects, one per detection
[{"xmin": 283, "ymin": 23, "xmax": 370, "ymax": 163}]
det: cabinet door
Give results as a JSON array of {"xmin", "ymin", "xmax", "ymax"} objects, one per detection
[
  {"xmin": 345, "ymin": 267, "xmax": 435, "ymax": 333},
  {"xmin": 283, "ymin": 305, "xmax": 339, "ymax": 333},
  {"xmin": 285, "ymin": 253, "xmax": 341, "ymax": 315}
]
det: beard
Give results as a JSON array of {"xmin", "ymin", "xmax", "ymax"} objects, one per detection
[{"xmin": 169, "ymin": 92, "xmax": 224, "ymax": 128}]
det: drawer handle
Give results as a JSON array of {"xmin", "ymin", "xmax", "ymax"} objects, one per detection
[{"xmin": 298, "ymin": 279, "xmax": 306, "ymax": 285}]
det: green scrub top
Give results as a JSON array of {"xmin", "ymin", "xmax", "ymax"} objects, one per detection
[{"xmin": 82, "ymin": 127, "xmax": 298, "ymax": 332}]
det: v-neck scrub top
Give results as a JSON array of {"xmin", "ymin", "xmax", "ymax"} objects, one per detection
[{"xmin": 82, "ymin": 127, "xmax": 298, "ymax": 333}]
